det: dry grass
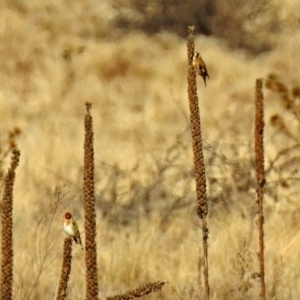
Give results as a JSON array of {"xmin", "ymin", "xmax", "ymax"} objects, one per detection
[{"xmin": 1, "ymin": 1, "xmax": 300, "ymax": 299}]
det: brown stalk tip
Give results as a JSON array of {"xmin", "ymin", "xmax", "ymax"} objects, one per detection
[
  {"xmin": 85, "ymin": 102, "xmax": 92, "ymax": 113},
  {"xmin": 188, "ymin": 25, "xmax": 195, "ymax": 35}
]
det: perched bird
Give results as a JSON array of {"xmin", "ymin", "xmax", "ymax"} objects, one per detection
[
  {"xmin": 192, "ymin": 51, "xmax": 209, "ymax": 87},
  {"xmin": 63, "ymin": 212, "xmax": 84, "ymax": 249}
]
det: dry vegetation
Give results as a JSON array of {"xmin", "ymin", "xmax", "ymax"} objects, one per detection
[{"xmin": 1, "ymin": 0, "xmax": 300, "ymax": 299}]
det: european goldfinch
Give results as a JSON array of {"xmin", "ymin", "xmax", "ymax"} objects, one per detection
[
  {"xmin": 192, "ymin": 51, "xmax": 209, "ymax": 87},
  {"xmin": 63, "ymin": 212, "xmax": 84, "ymax": 249}
]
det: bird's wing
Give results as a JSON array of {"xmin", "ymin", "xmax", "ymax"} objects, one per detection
[{"xmin": 72, "ymin": 220, "xmax": 79, "ymax": 232}]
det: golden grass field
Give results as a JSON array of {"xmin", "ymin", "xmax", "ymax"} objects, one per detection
[{"xmin": 1, "ymin": 0, "xmax": 300, "ymax": 299}]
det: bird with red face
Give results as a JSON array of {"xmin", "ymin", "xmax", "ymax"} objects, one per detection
[{"xmin": 63, "ymin": 212, "xmax": 84, "ymax": 249}]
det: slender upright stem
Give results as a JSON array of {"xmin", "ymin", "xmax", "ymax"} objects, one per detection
[{"xmin": 255, "ymin": 79, "xmax": 266, "ymax": 300}]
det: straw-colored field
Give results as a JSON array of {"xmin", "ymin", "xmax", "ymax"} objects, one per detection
[{"xmin": 1, "ymin": 1, "xmax": 300, "ymax": 299}]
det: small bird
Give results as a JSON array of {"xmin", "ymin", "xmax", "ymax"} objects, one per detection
[
  {"xmin": 192, "ymin": 51, "xmax": 209, "ymax": 87},
  {"xmin": 63, "ymin": 212, "xmax": 84, "ymax": 249}
]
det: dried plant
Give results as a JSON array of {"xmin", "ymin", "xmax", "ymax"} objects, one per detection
[
  {"xmin": 230, "ymin": 238, "xmax": 256, "ymax": 299},
  {"xmin": 106, "ymin": 281, "xmax": 166, "ymax": 300},
  {"xmin": 255, "ymin": 79, "xmax": 266, "ymax": 299},
  {"xmin": 187, "ymin": 25, "xmax": 209, "ymax": 299},
  {"xmin": 176, "ymin": 282, "xmax": 203, "ymax": 300},
  {"xmin": 83, "ymin": 102, "xmax": 99, "ymax": 299},
  {"xmin": 0, "ymin": 127, "xmax": 21, "ymax": 189},
  {"xmin": 25, "ymin": 186, "xmax": 69, "ymax": 300},
  {"xmin": 56, "ymin": 238, "xmax": 73, "ymax": 300},
  {"xmin": 95, "ymin": 134, "xmax": 194, "ymax": 229},
  {"xmin": 0, "ymin": 149, "xmax": 20, "ymax": 300},
  {"xmin": 265, "ymin": 73, "xmax": 300, "ymax": 122},
  {"xmin": 270, "ymin": 258, "xmax": 283, "ymax": 299},
  {"xmin": 263, "ymin": 74, "xmax": 300, "ymax": 202},
  {"xmin": 266, "ymin": 72, "xmax": 300, "ymax": 141}
]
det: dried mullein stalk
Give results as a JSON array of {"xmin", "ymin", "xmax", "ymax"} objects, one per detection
[
  {"xmin": 84, "ymin": 102, "xmax": 99, "ymax": 299},
  {"xmin": 187, "ymin": 25, "xmax": 209, "ymax": 299},
  {"xmin": 56, "ymin": 238, "xmax": 73, "ymax": 300},
  {"xmin": 255, "ymin": 79, "xmax": 266, "ymax": 300},
  {"xmin": 106, "ymin": 281, "xmax": 166, "ymax": 300},
  {"xmin": 0, "ymin": 149, "xmax": 20, "ymax": 300}
]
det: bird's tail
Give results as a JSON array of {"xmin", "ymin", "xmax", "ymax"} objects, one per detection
[
  {"xmin": 74, "ymin": 236, "xmax": 84, "ymax": 250},
  {"xmin": 78, "ymin": 236, "xmax": 84, "ymax": 250}
]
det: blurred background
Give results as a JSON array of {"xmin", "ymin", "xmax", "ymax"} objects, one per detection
[{"xmin": 1, "ymin": 0, "xmax": 300, "ymax": 299}]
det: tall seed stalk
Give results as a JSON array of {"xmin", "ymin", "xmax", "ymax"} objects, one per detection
[
  {"xmin": 83, "ymin": 102, "xmax": 99, "ymax": 299},
  {"xmin": 187, "ymin": 26, "xmax": 209, "ymax": 299},
  {"xmin": 56, "ymin": 238, "xmax": 73, "ymax": 300},
  {"xmin": 255, "ymin": 79, "xmax": 266, "ymax": 299},
  {"xmin": 0, "ymin": 149, "xmax": 20, "ymax": 300}
]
